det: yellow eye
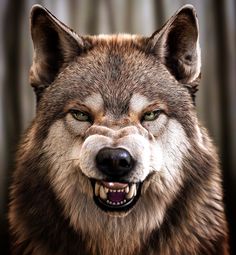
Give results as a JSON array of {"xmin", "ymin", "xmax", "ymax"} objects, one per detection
[
  {"xmin": 142, "ymin": 110, "xmax": 161, "ymax": 121},
  {"xmin": 70, "ymin": 110, "xmax": 90, "ymax": 122}
]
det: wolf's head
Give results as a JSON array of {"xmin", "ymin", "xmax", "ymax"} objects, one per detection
[{"xmin": 27, "ymin": 3, "xmax": 204, "ymax": 237}]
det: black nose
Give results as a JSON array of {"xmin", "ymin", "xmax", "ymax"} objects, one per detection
[{"xmin": 95, "ymin": 147, "xmax": 134, "ymax": 178}]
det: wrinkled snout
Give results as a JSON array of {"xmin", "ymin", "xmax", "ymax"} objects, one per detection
[{"xmin": 78, "ymin": 124, "xmax": 153, "ymax": 183}]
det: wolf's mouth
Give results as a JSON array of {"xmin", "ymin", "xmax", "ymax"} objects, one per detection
[{"xmin": 92, "ymin": 180, "xmax": 141, "ymax": 212}]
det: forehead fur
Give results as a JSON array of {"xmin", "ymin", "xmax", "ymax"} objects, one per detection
[
  {"xmin": 40, "ymin": 35, "xmax": 189, "ymax": 101},
  {"xmin": 36, "ymin": 34, "xmax": 195, "ymax": 135}
]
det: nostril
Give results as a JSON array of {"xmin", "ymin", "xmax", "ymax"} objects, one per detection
[
  {"xmin": 101, "ymin": 159, "xmax": 111, "ymax": 166},
  {"xmin": 102, "ymin": 159, "xmax": 113, "ymax": 170},
  {"xmin": 119, "ymin": 158, "xmax": 131, "ymax": 168},
  {"xmin": 96, "ymin": 153, "xmax": 112, "ymax": 171}
]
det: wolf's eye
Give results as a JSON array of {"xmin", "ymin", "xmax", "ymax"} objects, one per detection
[
  {"xmin": 70, "ymin": 110, "xmax": 91, "ymax": 122},
  {"xmin": 142, "ymin": 110, "xmax": 161, "ymax": 121}
]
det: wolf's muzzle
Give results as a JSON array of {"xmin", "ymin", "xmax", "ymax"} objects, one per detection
[
  {"xmin": 92, "ymin": 147, "xmax": 141, "ymax": 212},
  {"xmin": 95, "ymin": 147, "xmax": 135, "ymax": 179}
]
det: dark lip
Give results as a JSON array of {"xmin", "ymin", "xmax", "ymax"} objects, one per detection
[{"xmin": 91, "ymin": 179, "xmax": 142, "ymax": 213}]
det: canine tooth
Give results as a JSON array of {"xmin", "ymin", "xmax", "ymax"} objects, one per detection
[
  {"xmin": 95, "ymin": 182, "xmax": 100, "ymax": 196},
  {"xmin": 104, "ymin": 187, "xmax": 109, "ymax": 193},
  {"xmin": 125, "ymin": 186, "xmax": 129, "ymax": 193},
  {"xmin": 126, "ymin": 184, "xmax": 136, "ymax": 199},
  {"xmin": 126, "ymin": 190, "xmax": 133, "ymax": 199},
  {"xmin": 99, "ymin": 186, "xmax": 107, "ymax": 200}
]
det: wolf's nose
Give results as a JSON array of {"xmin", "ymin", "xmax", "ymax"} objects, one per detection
[{"xmin": 96, "ymin": 148, "xmax": 134, "ymax": 178}]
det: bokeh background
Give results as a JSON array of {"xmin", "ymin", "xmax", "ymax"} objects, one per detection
[{"xmin": 0, "ymin": 0, "xmax": 235, "ymax": 254}]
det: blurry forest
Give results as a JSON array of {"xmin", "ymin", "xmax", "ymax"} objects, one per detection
[{"xmin": 0, "ymin": 0, "xmax": 235, "ymax": 254}]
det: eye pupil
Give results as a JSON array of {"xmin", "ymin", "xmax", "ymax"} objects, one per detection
[
  {"xmin": 71, "ymin": 110, "xmax": 90, "ymax": 122},
  {"xmin": 143, "ymin": 110, "xmax": 161, "ymax": 121}
]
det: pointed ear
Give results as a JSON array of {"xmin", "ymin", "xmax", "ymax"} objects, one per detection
[
  {"xmin": 148, "ymin": 5, "xmax": 201, "ymax": 84},
  {"xmin": 30, "ymin": 5, "xmax": 85, "ymax": 101}
]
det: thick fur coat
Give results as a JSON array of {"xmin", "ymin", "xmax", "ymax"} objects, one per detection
[{"xmin": 9, "ymin": 5, "xmax": 229, "ymax": 255}]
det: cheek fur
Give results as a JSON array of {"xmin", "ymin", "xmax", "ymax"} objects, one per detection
[
  {"xmin": 149, "ymin": 142, "xmax": 163, "ymax": 173},
  {"xmin": 42, "ymin": 121, "xmax": 94, "ymax": 213},
  {"xmin": 64, "ymin": 114, "xmax": 91, "ymax": 136},
  {"xmin": 142, "ymin": 114, "xmax": 167, "ymax": 136},
  {"xmin": 158, "ymin": 119, "xmax": 190, "ymax": 188}
]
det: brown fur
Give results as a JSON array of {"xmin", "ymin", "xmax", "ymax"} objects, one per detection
[{"xmin": 9, "ymin": 4, "xmax": 229, "ymax": 255}]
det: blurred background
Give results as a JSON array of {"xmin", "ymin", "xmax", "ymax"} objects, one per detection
[{"xmin": 0, "ymin": 0, "xmax": 235, "ymax": 254}]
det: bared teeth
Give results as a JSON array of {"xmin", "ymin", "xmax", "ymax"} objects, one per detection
[
  {"xmin": 126, "ymin": 184, "xmax": 136, "ymax": 199},
  {"xmin": 106, "ymin": 199, "xmax": 127, "ymax": 205},
  {"xmin": 99, "ymin": 186, "xmax": 107, "ymax": 200},
  {"xmin": 109, "ymin": 188, "xmax": 125, "ymax": 193},
  {"xmin": 95, "ymin": 182, "xmax": 100, "ymax": 196},
  {"xmin": 95, "ymin": 181, "xmax": 137, "ymax": 203}
]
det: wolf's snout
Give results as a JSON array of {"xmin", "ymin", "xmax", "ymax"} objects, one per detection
[{"xmin": 95, "ymin": 148, "xmax": 134, "ymax": 178}]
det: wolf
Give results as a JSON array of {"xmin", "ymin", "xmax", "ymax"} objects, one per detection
[{"xmin": 9, "ymin": 4, "xmax": 229, "ymax": 255}]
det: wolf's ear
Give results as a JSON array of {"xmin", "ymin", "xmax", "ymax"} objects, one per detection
[
  {"xmin": 148, "ymin": 5, "xmax": 201, "ymax": 84},
  {"xmin": 30, "ymin": 5, "xmax": 84, "ymax": 101}
]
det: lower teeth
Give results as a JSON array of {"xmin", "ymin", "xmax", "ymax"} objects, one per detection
[{"xmin": 106, "ymin": 199, "xmax": 127, "ymax": 205}]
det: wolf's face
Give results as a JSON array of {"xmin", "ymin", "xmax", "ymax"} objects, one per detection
[
  {"xmin": 28, "ymin": 4, "xmax": 201, "ymax": 233},
  {"xmin": 9, "ymin": 5, "xmax": 230, "ymax": 255}
]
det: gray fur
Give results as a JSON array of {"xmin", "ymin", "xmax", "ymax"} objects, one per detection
[{"xmin": 9, "ymin": 4, "xmax": 229, "ymax": 255}]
